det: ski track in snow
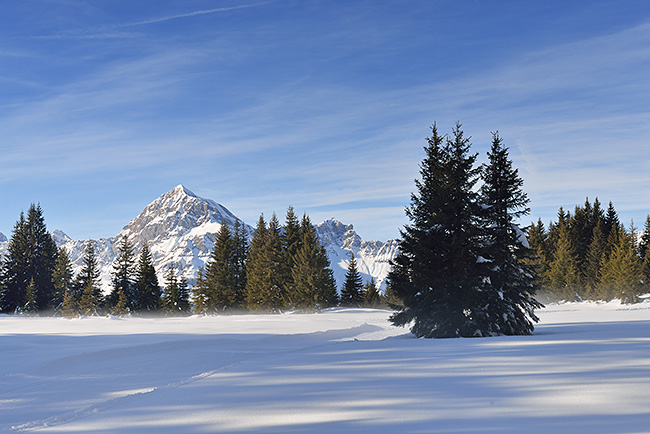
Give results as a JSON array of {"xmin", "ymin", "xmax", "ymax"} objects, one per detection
[{"xmin": 2, "ymin": 304, "xmax": 650, "ymax": 433}]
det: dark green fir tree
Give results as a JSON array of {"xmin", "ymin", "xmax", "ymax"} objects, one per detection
[
  {"xmin": 478, "ymin": 131, "xmax": 542, "ymax": 335},
  {"xmin": 52, "ymin": 247, "xmax": 74, "ymax": 313},
  {"xmin": 388, "ymin": 123, "xmax": 485, "ymax": 338},
  {"xmin": 0, "ymin": 212, "xmax": 29, "ymax": 313},
  {"xmin": 245, "ymin": 214, "xmax": 287, "ymax": 312},
  {"xmin": 134, "ymin": 243, "xmax": 161, "ymax": 313},
  {"xmin": 204, "ymin": 222, "xmax": 241, "ymax": 312},
  {"xmin": 0, "ymin": 205, "xmax": 58, "ymax": 313},
  {"xmin": 245, "ymin": 215, "xmax": 269, "ymax": 311},
  {"xmin": 340, "ymin": 254, "xmax": 364, "ymax": 307},
  {"xmin": 108, "ymin": 237, "xmax": 136, "ymax": 312}
]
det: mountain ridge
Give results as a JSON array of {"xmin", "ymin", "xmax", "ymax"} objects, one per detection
[{"xmin": 0, "ymin": 185, "xmax": 398, "ymax": 294}]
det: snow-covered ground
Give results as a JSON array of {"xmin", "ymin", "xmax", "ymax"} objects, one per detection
[{"xmin": 2, "ymin": 302, "xmax": 650, "ymax": 433}]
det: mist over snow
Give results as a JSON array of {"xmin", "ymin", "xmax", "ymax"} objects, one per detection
[{"xmin": 2, "ymin": 301, "xmax": 650, "ymax": 433}]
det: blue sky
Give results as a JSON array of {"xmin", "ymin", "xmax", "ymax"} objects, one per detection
[{"xmin": 1, "ymin": 0, "xmax": 649, "ymax": 241}]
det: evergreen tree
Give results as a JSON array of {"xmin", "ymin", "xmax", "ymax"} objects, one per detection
[
  {"xmin": 290, "ymin": 215, "xmax": 338, "ymax": 310},
  {"xmin": 232, "ymin": 219, "xmax": 249, "ymax": 305},
  {"xmin": 266, "ymin": 214, "xmax": 288, "ymax": 310},
  {"xmin": 52, "ymin": 247, "xmax": 74, "ymax": 313},
  {"xmin": 584, "ymin": 219, "xmax": 607, "ymax": 298},
  {"xmin": 283, "ymin": 206, "xmax": 302, "ymax": 302},
  {"xmin": 545, "ymin": 220, "xmax": 581, "ymax": 301},
  {"xmin": 191, "ymin": 267, "xmax": 210, "ymax": 315},
  {"xmin": 79, "ymin": 280, "xmax": 100, "ymax": 316},
  {"xmin": 25, "ymin": 204, "xmax": 58, "ymax": 310},
  {"xmin": 205, "ymin": 222, "xmax": 241, "ymax": 312},
  {"xmin": 162, "ymin": 263, "xmax": 190, "ymax": 315},
  {"xmin": 283, "ymin": 206, "xmax": 302, "ymax": 268},
  {"xmin": 599, "ymin": 229, "xmax": 644, "ymax": 303},
  {"xmin": 478, "ymin": 131, "xmax": 541, "ymax": 335},
  {"xmin": 178, "ymin": 276, "xmax": 191, "ymax": 313},
  {"xmin": 108, "ymin": 237, "xmax": 136, "ymax": 311},
  {"xmin": 570, "ymin": 200, "xmax": 594, "ymax": 274},
  {"xmin": 341, "ymin": 255, "xmax": 364, "ymax": 307},
  {"xmin": 590, "ymin": 198, "xmax": 605, "ymax": 230},
  {"xmin": 134, "ymin": 243, "xmax": 161, "ymax": 312},
  {"xmin": 245, "ymin": 214, "xmax": 287, "ymax": 312},
  {"xmin": 388, "ymin": 123, "xmax": 485, "ymax": 338},
  {"xmin": 111, "ymin": 286, "xmax": 129, "ymax": 316},
  {"xmin": 0, "ymin": 212, "xmax": 29, "ymax": 313},
  {"xmin": 75, "ymin": 241, "xmax": 103, "ymax": 315},
  {"xmin": 245, "ymin": 215, "xmax": 269, "ymax": 311},
  {"xmin": 362, "ymin": 278, "xmax": 382, "ymax": 308},
  {"xmin": 60, "ymin": 283, "xmax": 80, "ymax": 318},
  {"xmin": 525, "ymin": 219, "xmax": 549, "ymax": 289},
  {"xmin": 23, "ymin": 278, "xmax": 38, "ymax": 314},
  {"xmin": 638, "ymin": 215, "xmax": 650, "ymax": 261},
  {"xmin": 603, "ymin": 201, "xmax": 621, "ymax": 240},
  {"xmin": 0, "ymin": 205, "xmax": 57, "ymax": 313}
]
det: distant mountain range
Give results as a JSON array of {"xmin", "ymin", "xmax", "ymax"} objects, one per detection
[{"xmin": 0, "ymin": 185, "xmax": 399, "ymax": 294}]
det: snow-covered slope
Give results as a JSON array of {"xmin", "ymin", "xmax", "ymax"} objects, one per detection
[
  {"xmin": 0, "ymin": 185, "xmax": 398, "ymax": 293},
  {"xmin": 2, "ymin": 301, "xmax": 650, "ymax": 433}
]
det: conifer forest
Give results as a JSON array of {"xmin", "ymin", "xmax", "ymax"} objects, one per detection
[{"xmin": 1, "ymin": 123, "xmax": 648, "ymax": 339}]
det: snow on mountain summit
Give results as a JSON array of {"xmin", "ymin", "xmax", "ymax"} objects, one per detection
[{"xmin": 119, "ymin": 184, "xmax": 243, "ymax": 242}]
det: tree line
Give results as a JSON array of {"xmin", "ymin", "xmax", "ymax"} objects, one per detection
[
  {"xmin": 0, "ymin": 205, "xmax": 384, "ymax": 316},
  {"xmin": 527, "ymin": 199, "xmax": 650, "ymax": 304}
]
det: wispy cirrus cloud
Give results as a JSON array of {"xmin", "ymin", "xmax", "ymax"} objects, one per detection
[
  {"xmin": 116, "ymin": 2, "xmax": 274, "ymax": 28},
  {"xmin": 30, "ymin": 2, "xmax": 274, "ymax": 40}
]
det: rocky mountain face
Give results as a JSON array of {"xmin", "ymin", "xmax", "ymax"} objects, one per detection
[{"xmin": 0, "ymin": 185, "xmax": 398, "ymax": 294}]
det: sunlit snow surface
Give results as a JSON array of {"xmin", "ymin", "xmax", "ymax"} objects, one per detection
[{"xmin": 2, "ymin": 302, "xmax": 650, "ymax": 433}]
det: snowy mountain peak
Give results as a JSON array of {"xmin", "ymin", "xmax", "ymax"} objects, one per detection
[
  {"xmin": 316, "ymin": 218, "xmax": 354, "ymax": 246},
  {"xmin": 120, "ymin": 186, "xmax": 241, "ymax": 242},
  {"xmin": 51, "ymin": 230, "xmax": 72, "ymax": 246},
  {"xmin": 0, "ymin": 232, "xmax": 6, "ymax": 243},
  {"xmin": 171, "ymin": 184, "xmax": 197, "ymax": 198}
]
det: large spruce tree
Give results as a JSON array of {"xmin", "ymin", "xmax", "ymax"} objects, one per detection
[
  {"xmin": 478, "ymin": 131, "xmax": 541, "ymax": 335},
  {"xmin": 389, "ymin": 123, "xmax": 488, "ymax": 338}
]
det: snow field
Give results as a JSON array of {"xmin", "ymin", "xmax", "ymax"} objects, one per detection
[{"xmin": 1, "ymin": 302, "xmax": 650, "ymax": 433}]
